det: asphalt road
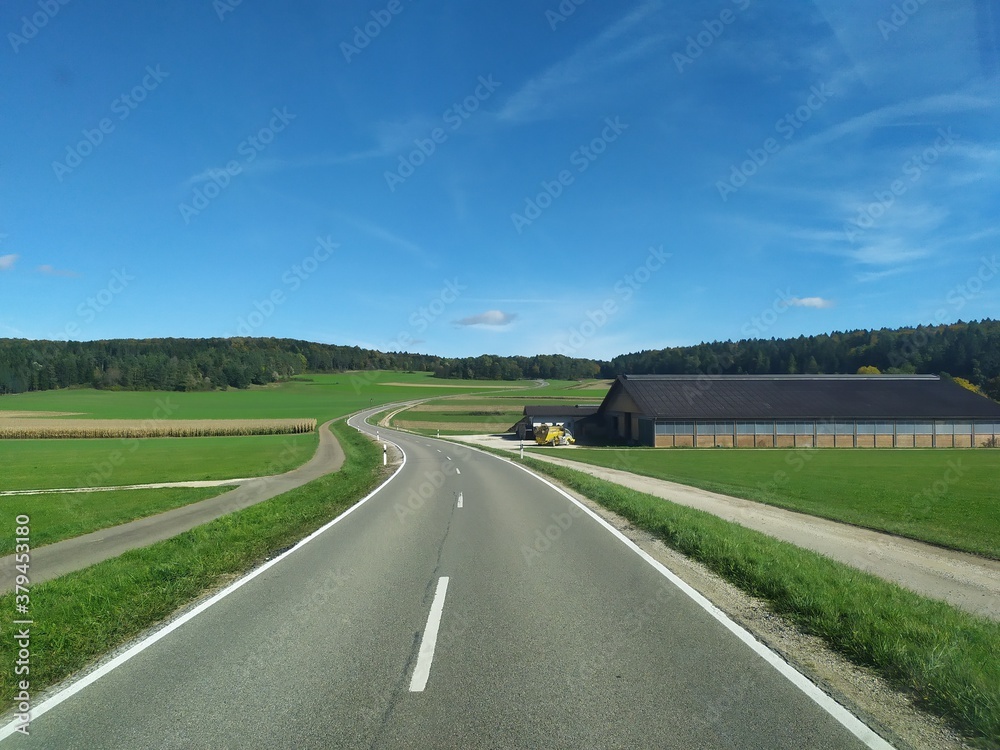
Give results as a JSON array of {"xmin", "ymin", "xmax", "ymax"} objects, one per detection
[{"xmin": 1, "ymin": 411, "xmax": 891, "ymax": 749}]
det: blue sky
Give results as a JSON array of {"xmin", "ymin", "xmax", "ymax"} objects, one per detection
[{"xmin": 1, "ymin": 0, "xmax": 997, "ymax": 360}]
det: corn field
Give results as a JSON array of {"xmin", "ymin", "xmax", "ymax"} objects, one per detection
[{"xmin": 0, "ymin": 418, "xmax": 317, "ymax": 439}]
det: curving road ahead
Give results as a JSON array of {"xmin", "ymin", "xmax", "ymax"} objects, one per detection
[{"xmin": 1, "ymin": 410, "xmax": 894, "ymax": 748}]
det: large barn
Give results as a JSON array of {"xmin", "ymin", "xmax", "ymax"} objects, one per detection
[{"xmin": 598, "ymin": 374, "xmax": 1000, "ymax": 448}]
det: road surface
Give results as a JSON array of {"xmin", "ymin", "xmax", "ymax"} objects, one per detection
[{"xmin": 0, "ymin": 410, "xmax": 891, "ymax": 748}]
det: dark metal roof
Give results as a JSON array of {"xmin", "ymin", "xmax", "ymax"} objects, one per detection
[
  {"xmin": 603, "ymin": 374, "xmax": 1000, "ymax": 420},
  {"xmin": 523, "ymin": 405, "xmax": 600, "ymax": 418}
]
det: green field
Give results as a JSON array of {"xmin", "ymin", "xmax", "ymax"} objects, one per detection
[
  {"xmin": 0, "ymin": 371, "xmax": 531, "ymax": 422},
  {"xmin": 532, "ymin": 447, "xmax": 1000, "ymax": 559},
  {"xmin": 0, "ymin": 372, "xmax": 539, "ymax": 491},
  {"xmin": 0, "ymin": 432, "xmax": 319, "ymax": 490},
  {"xmin": 0, "ymin": 486, "xmax": 229, "ymax": 554}
]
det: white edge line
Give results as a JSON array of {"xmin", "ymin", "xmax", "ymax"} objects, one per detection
[
  {"xmin": 0, "ymin": 417, "xmax": 407, "ymax": 742},
  {"xmin": 409, "ymin": 576, "xmax": 450, "ymax": 692},
  {"xmin": 455, "ymin": 468, "xmax": 461, "ymax": 475},
  {"xmin": 478, "ymin": 449, "xmax": 897, "ymax": 750},
  {"xmin": 457, "ymin": 493, "xmax": 463, "ymax": 508}
]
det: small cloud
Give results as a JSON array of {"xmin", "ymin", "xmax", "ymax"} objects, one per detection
[
  {"xmin": 37, "ymin": 264, "xmax": 80, "ymax": 277},
  {"xmin": 454, "ymin": 310, "xmax": 517, "ymax": 327},
  {"xmin": 0, "ymin": 254, "xmax": 18, "ymax": 271},
  {"xmin": 788, "ymin": 296, "xmax": 834, "ymax": 309}
]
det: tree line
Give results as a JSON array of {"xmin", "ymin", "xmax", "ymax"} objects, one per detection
[{"xmin": 1, "ymin": 319, "xmax": 998, "ymax": 400}]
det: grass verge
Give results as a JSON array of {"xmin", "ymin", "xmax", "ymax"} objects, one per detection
[
  {"xmin": 0, "ymin": 420, "xmax": 384, "ymax": 709},
  {"xmin": 511, "ymin": 451, "xmax": 1000, "ymax": 747}
]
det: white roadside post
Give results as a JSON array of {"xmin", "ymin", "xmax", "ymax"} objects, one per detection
[
  {"xmin": 519, "ymin": 439, "xmax": 523, "ymax": 460},
  {"xmin": 383, "ymin": 444, "xmax": 387, "ymax": 466}
]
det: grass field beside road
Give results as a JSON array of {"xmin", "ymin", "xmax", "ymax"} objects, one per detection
[
  {"xmin": 0, "ymin": 432, "xmax": 319, "ymax": 490},
  {"xmin": 531, "ymin": 447, "xmax": 1000, "ymax": 559},
  {"xmin": 0, "ymin": 371, "xmax": 530, "ymax": 423},
  {"xmin": 0, "ymin": 486, "xmax": 230, "ymax": 554}
]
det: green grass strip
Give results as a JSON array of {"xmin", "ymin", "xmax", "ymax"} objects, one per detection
[
  {"xmin": 0, "ymin": 420, "xmax": 382, "ymax": 708},
  {"xmin": 514, "ymin": 453, "xmax": 1000, "ymax": 747},
  {"xmin": 0, "ymin": 486, "xmax": 230, "ymax": 555}
]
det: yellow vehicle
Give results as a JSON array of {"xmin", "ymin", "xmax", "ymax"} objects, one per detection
[{"xmin": 533, "ymin": 423, "xmax": 575, "ymax": 446}]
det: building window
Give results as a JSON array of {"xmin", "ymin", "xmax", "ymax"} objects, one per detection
[
  {"xmin": 835, "ymin": 421, "xmax": 854, "ymax": 435},
  {"xmin": 913, "ymin": 421, "xmax": 933, "ymax": 435},
  {"xmin": 935, "ymin": 421, "xmax": 955, "ymax": 435},
  {"xmin": 856, "ymin": 421, "xmax": 875, "ymax": 435},
  {"xmin": 754, "ymin": 421, "xmax": 771, "ymax": 434},
  {"xmin": 816, "ymin": 421, "xmax": 835, "ymax": 434},
  {"xmin": 655, "ymin": 422, "xmax": 671, "ymax": 436},
  {"xmin": 736, "ymin": 421, "xmax": 754, "ymax": 434},
  {"xmin": 953, "ymin": 422, "xmax": 972, "ymax": 434},
  {"xmin": 696, "ymin": 422, "xmax": 714, "ymax": 435},
  {"xmin": 674, "ymin": 422, "xmax": 694, "ymax": 435},
  {"xmin": 876, "ymin": 422, "xmax": 893, "ymax": 435},
  {"xmin": 715, "ymin": 422, "xmax": 734, "ymax": 434}
]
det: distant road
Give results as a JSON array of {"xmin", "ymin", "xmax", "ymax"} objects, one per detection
[{"xmin": 1, "ymin": 409, "xmax": 891, "ymax": 748}]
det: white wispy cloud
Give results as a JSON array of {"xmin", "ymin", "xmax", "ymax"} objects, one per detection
[
  {"xmin": 37, "ymin": 264, "xmax": 80, "ymax": 277},
  {"xmin": 0, "ymin": 254, "xmax": 18, "ymax": 271},
  {"xmin": 787, "ymin": 296, "xmax": 834, "ymax": 309},
  {"xmin": 497, "ymin": 1, "xmax": 663, "ymax": 122},
  {"xmin": 790, "ymin": 92, "xmax": 995, "ymax": 157},
  {"xmin": 455, "ymin": 310, "xmax": 517, "ymax": 327}
]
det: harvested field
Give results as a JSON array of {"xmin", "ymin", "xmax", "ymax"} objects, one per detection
[
  {"xmin": 404, "ymin": 404, "xmax": 521, "ymax": 413},
  {"xmin": 377, "ymin": 382, "xmax": 514, "ymax": 388},
  {"xmin": 0, "ymin": 418, "xmax": 316, "ymax": 439},
  {"xmin": 0, "ymin": 410, "xmax": 84, "ymax": 418},
  {"xmin": 393, "ymin": 420, "xmax": 513, "ymax": 432}
]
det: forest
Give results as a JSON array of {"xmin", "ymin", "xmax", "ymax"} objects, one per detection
[{"xmin": 1, "ymin": 319, "xmax": 998, "ymax": 401}]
